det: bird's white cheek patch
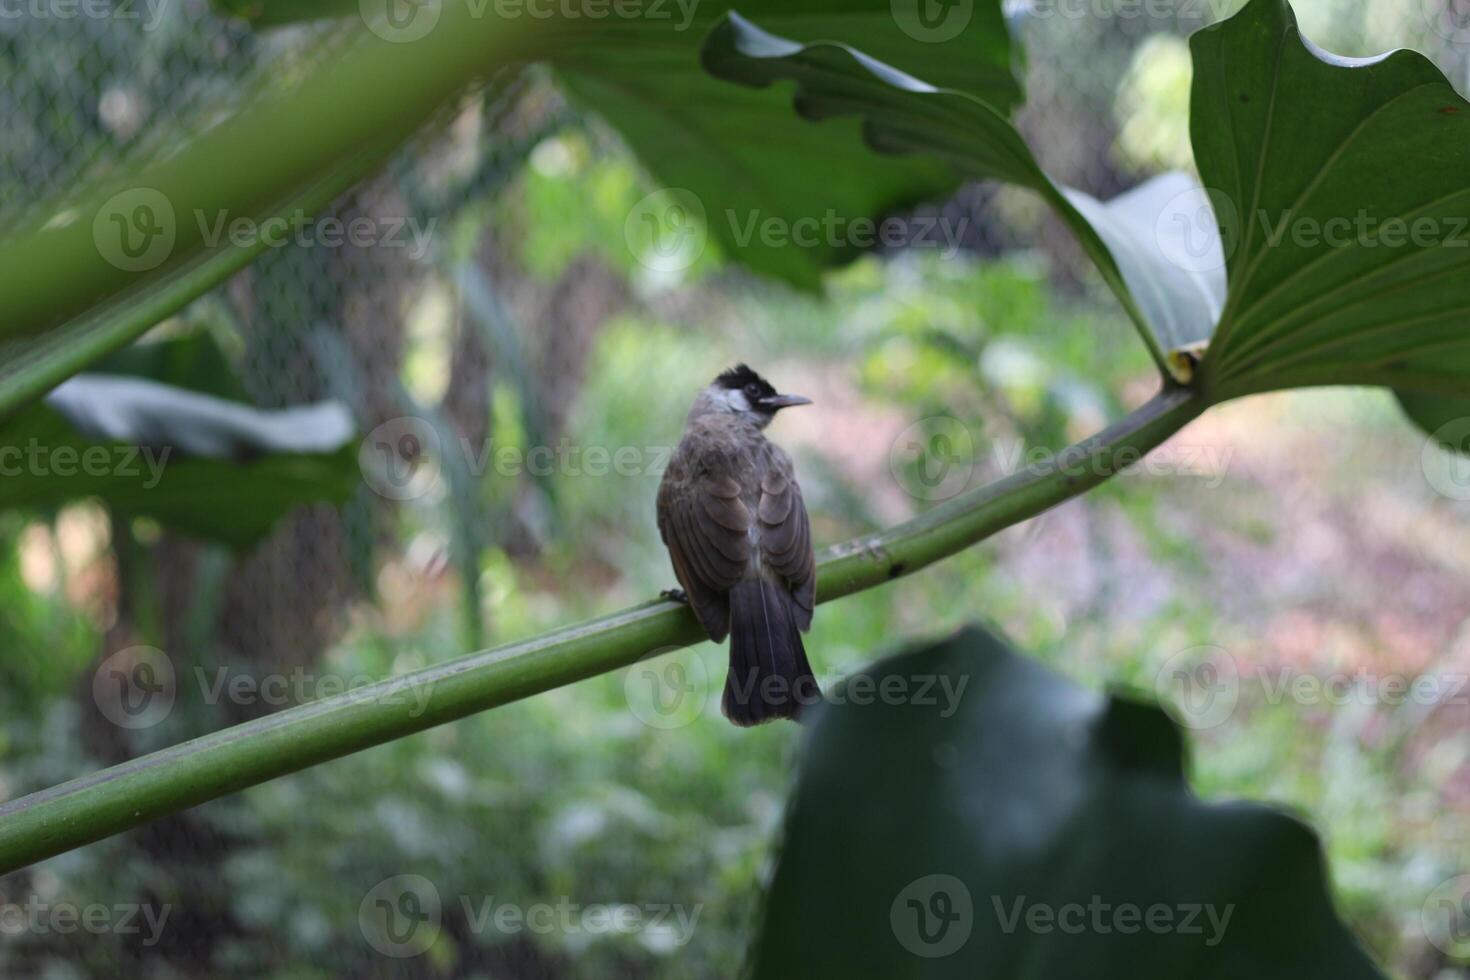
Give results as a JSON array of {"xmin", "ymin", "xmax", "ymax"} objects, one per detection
[{"xmin": 724, "ymin": 389, "xmax": 752, "ymax": 413}]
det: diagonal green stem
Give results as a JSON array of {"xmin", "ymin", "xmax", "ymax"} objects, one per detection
[{"xmin": 0, "ymin": 385, "xmax": 1202, "ymax": 875}]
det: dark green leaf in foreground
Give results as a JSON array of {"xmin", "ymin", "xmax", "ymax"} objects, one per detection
[
  {"xmin": 0, "ymin": 336, "xmax": 358, "ymax": 548},
  {"xmin": 751, "ymin": 625, "xmax": 1383, "ymax": 979},
  {"xmin": 701, "ymin": 12, "xmax": 1215, "ymax": 378}
]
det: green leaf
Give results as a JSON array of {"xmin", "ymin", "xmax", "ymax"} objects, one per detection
[
  {"xmin": 699, "ymin": 12, "xmax": 1210, "ymax": 377},
  {"xmin": 550, "ymin": 0, "xmax": 1021, "ymax": 290},
  {"xmin": 1189, "ymin": 0, "xmax": 1470, "ymax": 405},
  {"xmin": 90, "ymin": 329, "xmax": 250, "ymax": 402},
  {"xmin": 0, "ymin": 338, "xmax": 359, "ymax": 548},
  {"xmin": 751, "ymin": 625, "xmax": 1384, "ymax": 979}
]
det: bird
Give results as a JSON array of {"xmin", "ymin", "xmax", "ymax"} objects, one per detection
[{"xmin": 657, "ymin": 364, "xmax": 820, "ymax": 726}]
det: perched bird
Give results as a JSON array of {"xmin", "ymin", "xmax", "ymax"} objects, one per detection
[{"xmin": 657, "ymin": 365, "xmax": 820, "ymax": 726}]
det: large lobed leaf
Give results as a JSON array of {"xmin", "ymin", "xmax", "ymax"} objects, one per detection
[
  {"xmin": 751, "ymin": 625, "xmax": 1383, "ymax": 979},
  {"xmin": 706, "ymin": 0, "xmax": 1470, "ymax": 436},
  {"xmin": 1189, "ymin": 0, "xmax": 1470, "ymax": 410},
  {"xmin": 550, "ymin": 0, "xmax": 1021, "ymax": 289},
  {"xmin": 701, "ymin": 12, "xmax": 1217, "ymax": 378}
]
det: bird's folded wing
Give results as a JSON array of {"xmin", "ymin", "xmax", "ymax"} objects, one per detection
[
  {"xmin": 758, "ymin": 466, "xmax": 816, "ymax": 630},
  {"xmin": 657, "ymin": 473, "xmax": 750, "ymax": 642}
]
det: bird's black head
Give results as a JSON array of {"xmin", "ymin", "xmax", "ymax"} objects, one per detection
[
  {"xmin": 711, "ymin": 364, "xmax": 812, "ymax": 426},
  {"xmin": 715, "ymin": 364, "xmax": 776, "ymax": 402}
]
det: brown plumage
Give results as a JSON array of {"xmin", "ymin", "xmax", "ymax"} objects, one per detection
[{"xmin": 657, "ymin": 365, "xmax": 819, "ymax": 725}]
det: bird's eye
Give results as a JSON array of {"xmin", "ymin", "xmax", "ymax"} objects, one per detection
[{"xmin": 744, "ymin": 383, "xmax": 761, "ymax": 398}]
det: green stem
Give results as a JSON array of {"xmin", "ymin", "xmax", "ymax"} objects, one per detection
[{"xmin": 0, "ymin": 385, "xmax": 1202, "ymax": 875}]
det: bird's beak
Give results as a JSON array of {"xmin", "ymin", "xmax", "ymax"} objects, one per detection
[{"xmin": 760, "ymin": 393, "xmax": 813, "ymax": 411}]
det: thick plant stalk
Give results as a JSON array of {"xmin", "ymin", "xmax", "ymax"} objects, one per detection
[
  {"xmin": 0, "ymin": 386, "xmax": 1202, "ymax": 874},
  {"xmin": 0, "ymin": 11, "xmax": 532, "ymax": 342},
  {"xmin": 0, "ymin": 11, "xmax": 540, "ymax": 419}
]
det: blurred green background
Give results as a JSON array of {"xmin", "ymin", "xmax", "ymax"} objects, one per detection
[{"xmin": 2, "ymin": 0, "xmax": 1470, "ymax": 977}]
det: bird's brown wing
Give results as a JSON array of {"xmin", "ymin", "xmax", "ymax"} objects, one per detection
[
  {"xmin": 757, "ymin": 453, "xmax": 816, "ymax": 630},
  {"xmin": 657, "ymin": 471, "xmax": 751, "ymax": 642}
]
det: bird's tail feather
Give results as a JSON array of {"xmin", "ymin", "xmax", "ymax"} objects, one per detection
[{"xmin": 723, "ymin": 578, "xmax": 820, "ymax": 726}]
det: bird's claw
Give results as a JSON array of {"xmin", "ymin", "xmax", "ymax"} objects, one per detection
[{"xmin": 660, "ymin": 587, "xmax": 689, "ymax": 604}]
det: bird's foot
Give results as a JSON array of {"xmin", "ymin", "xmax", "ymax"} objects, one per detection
[{"xmin": 660, "ymin": 587, "xmax": 689, "ymax": 604}]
